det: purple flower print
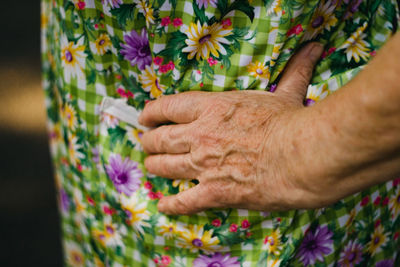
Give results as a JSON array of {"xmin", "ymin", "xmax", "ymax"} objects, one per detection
[
  {"xmin": 339, "ymin": 240, "xmax": 363, "ymax": 267},
  {"xmin": 59, "ymin": 188, "xmax": 70, "ymax": 212},
  {"xmin": 376, "ymin": 259, "xmax": 394, "ymax": 267},
  {"xmin": 120, "ymin": 28, "xmax": 152, "ymax": 71},
  {"xmin": 102, "ymin": 0, "xmax": 123, "ymax": 8},
  {"xmin": 196, "ymin": 0, "xmax": 217, "ymax": 9},
  {"xmin": 193, "ymin": 253, "xmax": 240, "ymax": 267},
  {"xmin": 296, "ymin": 225, "xmax": 333, "ymax": 266},
  {"xmin": 105, "ymin": 154, "xmax": 142, "ymax": 196}
]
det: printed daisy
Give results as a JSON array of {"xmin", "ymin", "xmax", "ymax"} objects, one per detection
[
  {"xmin": 68, "ymin": 134, "xmax": 85, "ymax": 165},
  {"xmin": 302, "ymin": 0, "xmax": 338, "ymax": 41},
  {"xmin": 247, "ymin": 61, "xmax": 270, "ymax": 80},
  {"xmin": 182, "ymin": 21, "xmax": 232, "ymax": 61},
  {"xmin": 101, "ymin": 217, "xmax": 124, "ymax": 246},
  {"xmin": 267, "ymin": 258, "xmax": 282, "ymax": 267},
  {"xmin": 61, "ymin": 36, "xmax": 86, "ymax": 82},
  {"xmin": 105, "ymin": 153, "xmax": 143, "ymax": 196},
  {"xmin": 101, "ymin": 113, "xmax": 119, "ymax": 128},
  {"xmin": 65, "ymin": 241, "xmax": 85, "ymax": 267},
  {"xmin": 120, "ymin": 195, "xmax": 151, "ymax": 235},
  {"xmin": 367, "ymin": 225, "xmax": 387, "ymax": 255},
  {"xmin": 159, "ymin": 223, "xmax": 178, "ymax": 239},
  {"xmin": 62, "ymin": 103, "xmax": 78, "ymax": 131},
  {"xmin": 133, "ymin": 0, "xmax": 155, "ymax": 28},
  {"xmin": 262, "ymin": 229, "xmax": 282, "ymax": 256},
  {"xmin": 90, "ymin": 33, "xmax": 112, "ymax": 55},
  {"xmin": 177, "ymin": 224, "xmax": 221, "ymax": 254},
  {"xmin": 172, "ymin": 179, "xmax": 196, "ymax": 192},
  {"xmin": 196, "ymin": 0, "xmax": 217, "ymax": 9},
  {"xmin": 126, "ymin": 126, "xmax": 144, "ymax": 151},
  {"xmin": 266, "ymin": 0, "xmax": 283, "ymax": 16},
  {"xmin": 193, "ymin": 253, "xmax": 240, "ymax": 267},
  {"xmin": 139, "ymin": 64, "xmax": 166, "ymax": 99},
  {"xmin": 339, "ymin": 240, "xmax": 363, "ymax": 266},
  {"xmin": 102, "ymin": 0, "xmax": 123, "ymax": 8},
  {"xmin": 390, "ymin": 188, "xmax": 400, "ymax": 216},
  {"xmin": 305, "ymin": 84, "xmax": 329, "ymax": 106},
  {"xmin": 120, "ymin": 28, "xmax": 152, "ymax": 71},
  {"xmin": 340, "ymin": 22, "xmax": 370, "ymax": 63}
]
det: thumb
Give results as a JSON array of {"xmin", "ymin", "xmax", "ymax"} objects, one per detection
[
  {"xmin": 275, "ymin": 42, "xmax": 324, "ymax": 106},
  {"xmin": 157, "ymin": 184, "xmax": 217, "ymax": 215}
]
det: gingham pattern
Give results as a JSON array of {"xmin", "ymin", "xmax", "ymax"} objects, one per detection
[{"xmin": 42, "ymin": 0, "xmax": 400, "ymax": 266}]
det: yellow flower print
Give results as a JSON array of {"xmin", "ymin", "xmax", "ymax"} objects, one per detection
[
  {"xmin": 172, "ymin": 179, "xmax": 195, "ymax": 192},
  {"xmin": 61, "ymin": 35, "xmax": 86, "ymax": 82},
  {"xmin": 302, "ymin": 0, "xmax": 338, "ymax": 41},
  {"xmin": 263, "ymin": 229, "xmax": 282, "ymax": 256},
  {"xmin": 266, "ymin": 0, "xmax": 283, "ymax": 16},
  {"xmin": 305, "ymin": 84, "xmax": 329, "ymax": 106},
  {"xmin": 62, "ymin": 103, "xmax": 78, "ymax": 131},
  {"xmin": 90, "ymin": 33, "xmax": 112, "ymax": 55},
  {"xmin": 182, "ymin": 21, "xmax": 233, "ymax": 61},
  {"xmin": 134, "ymin": 0, "xmax": 155, "ymax": 28},
  {"xmin": 247, "ymin": 61, "xmax": 270, "ymax": 80},
  {"xmin": 177, "ymin": 224, "xmax": 221, "ymax": 254},
  {"xmin": 390, "ymin": 188, "xmax": 400, "ymax": 216},
  {"xmin": 120, "ymin": 195, "xmax": 151, "ymax": 235},
  {"xmin": 65, "ymin": 241, "xmax": 85, "ymax": 267},
  {"xmin": 159, "ymin": 223, "xmax": 178, "ymax": 239},
  {"xmin": 139, "ymin": 64, "xmax": 166, "ymax": 99},
  {"xmin": 340, "ymin": 22, "xmax": 370, "ymax": 63},
  {"xmin": 367, "ymin": 225, "xmax": 387, "ymax": 255}
]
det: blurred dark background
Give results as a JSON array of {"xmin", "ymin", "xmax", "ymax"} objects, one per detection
[{"xmin": 0, "ymin": 1, "xmax": 63, "ymax": 266}]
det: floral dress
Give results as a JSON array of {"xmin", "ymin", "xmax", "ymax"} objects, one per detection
[{"xmin": 41, "ymin": 0, "xmax": 400, "ymax": 266}]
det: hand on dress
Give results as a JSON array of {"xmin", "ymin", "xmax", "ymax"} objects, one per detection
[{"xmin": 138, "ymin": 43, "xmax": 324, "ymax": 215}]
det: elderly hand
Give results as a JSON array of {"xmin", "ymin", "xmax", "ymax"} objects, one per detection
[{"xmin": 138, "ymin": 43, "xmax": 324, "ymax": 215}]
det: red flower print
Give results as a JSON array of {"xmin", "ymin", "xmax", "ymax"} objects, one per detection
[
  {"xmin": 148, "ymin": 191, "xmax": 158, "ymax": 200},
  {"xmin": 374, "ymin": 219, "xmax": 381, "ymax": 228},
  {"xmin": 221, "ymin": 18, "xmax": 232, "ymax": 29},
  {"xmin": 394, "ymin": 232, "xmax": 399, "ymax": 240},
  {"xmin": 86, "ymin": 196, "xmax": 95, "ymax": 206},
  {"xmin": 161, "ymin": 16, "xmax": 171, "ymax": 26},
  {"xmin": 156, "ymin": 192, "xmax": 164, "ymax": 199},
  {"xmin": 159, "ymin": 64, "xmax": 170, "ymax": 73},
  {"xmin": 172, "ymin": 18, "xmax": 183, "ymax": 27},
  {"xmin": 161, "ymin": 255, "xmax": 171, "ymax": 265},
  {"xmin": 393, "ymin": 178, "xmax": 400, "ymax": 187},
  {"xmin": 167, "ymin": 61, "xmax": 175, "ymax": 70},
  {"xmin": 76, "ymin": 1, "xmax": 85, "ymax": 10},
  {"xmin": 361, "ymin": 196, "xmax": 369, "ymax": 206},
  {"xmin": 153, "ymin": 56, "xmax": 163, "ymax": 66},
  {"xmin": 144, "ymin": 181, "xmax": 153, "ymax": 190},
  {"xmin": 103, "ymin": 206, "xmax": 116, "ymax": 215},
  {"xmin": 199, "ymin": 82, "xmax": 204, "ymax": 87},
  {"xmin": 212, "ymin": 219, "xmax": 221, "ymax": 227},
  {"xmin": 241, "ymin": 219, "xmax": 250, "ymax": 229},
  {"xmin": 374, "ymin": 196, "xmax": 381, "ymax": 206},
  {"xmin": 207, "ymin": 57, "xmax": 218, "ymax": 66},
  {"xmin": 229, "ymin": 223, "xmax": 238, "ymax": 232},
  {"xmin": 382, "ymin": 196, "xmax": 389, "ymax": 206}
]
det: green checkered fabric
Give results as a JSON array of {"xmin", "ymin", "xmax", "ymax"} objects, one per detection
[{"xmin": 41, "ymin": 0, "xmax": 400, "ymax": 266}]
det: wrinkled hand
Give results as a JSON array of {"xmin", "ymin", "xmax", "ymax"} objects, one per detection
[{"xmin": 138, "ymin": 43, "xmax": 324, "ymax": 215}]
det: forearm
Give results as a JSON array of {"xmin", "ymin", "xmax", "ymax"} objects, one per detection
[{"xmin": 287, "ymin": 33, "xmax": 400, "ymax": 205}]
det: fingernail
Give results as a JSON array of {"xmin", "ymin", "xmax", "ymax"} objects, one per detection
[{"xmin": 307, "ymin": 43, "xmax": 324, "ymax": 62}]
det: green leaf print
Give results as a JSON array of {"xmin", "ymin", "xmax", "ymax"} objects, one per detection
[{"xmin": 110, "ymin": 4, "xmax": 136, "ymax": 27}]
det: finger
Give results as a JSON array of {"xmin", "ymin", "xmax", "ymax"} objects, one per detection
[
  {"xmin": 157, "ymin": 184, "xmax": 222, "ymax": 215},
  {"xmin": 138, "ymin": 91, "xmax": 210, "ymax": 127},
  {"xmin": 276, "ymin": 42, "xmax": 324, "ymax": 105},
  {"xmin": 144, "ymin": 153, "xmax": 199, "ymax": 179},
  {"xmin": 142, "ymin": 124, "xmax": 192, "ymax": 154}
]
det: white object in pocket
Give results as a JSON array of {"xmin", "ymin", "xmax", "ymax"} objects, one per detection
[{"xmin": 100, "ymin": 97, "xmax": 150, "ymax": 132}]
